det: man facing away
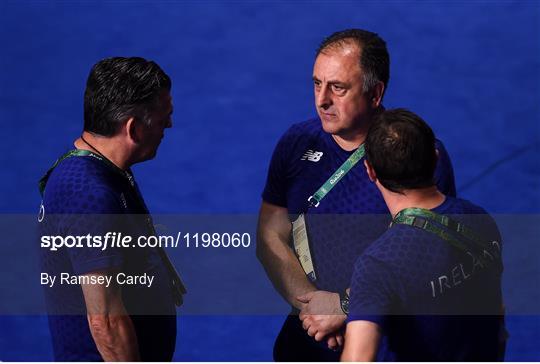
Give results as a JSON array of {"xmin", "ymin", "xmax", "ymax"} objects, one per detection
[
  {"xmin": 342, "ymin": 108, "xmax": 505, "ymax": 361},
  {"xmin": 38, "ymin": 57, "xmax": 183, "ymax": 361},
  {"xmin": 257, "ymin": 29, "xmax": 456, "ymax": 360}
]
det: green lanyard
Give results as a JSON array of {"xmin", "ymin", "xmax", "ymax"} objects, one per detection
[
  {"xmin": 308, "ymin": 144, "xmax": 365, "ymax": 208},
  {"xmin": 39, "ymin": 150, "xmax": 91, "ymax": 197},
  {"xmin": 392, "ymin": 207, "xmax": 492, "ymax": 266},
  {"xmin": 38, "ymin": 149, "xmax": 187, "ymax": 303},
  {"xmin": 38, "ymin": 149, "xmax": 135, "ymax": 197}
]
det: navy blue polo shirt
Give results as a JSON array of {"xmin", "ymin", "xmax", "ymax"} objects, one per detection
[
  {"xmin": 348, "ymin": 196, "xmax": 504, "ymax": 361},
  {"xmin": 262, "ymin": 117, "xmax": 457, "ymax": 293},
  {"xmin": 39, "ymin": 153, "xmax": 176, "ymax": 361}
]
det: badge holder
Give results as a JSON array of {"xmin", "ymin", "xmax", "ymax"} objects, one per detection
[{"xmin": 292, "ymin": 213, "xmax": 317, "ymax": 282}]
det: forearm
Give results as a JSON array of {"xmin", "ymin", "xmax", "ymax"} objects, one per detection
[
  {"xmin": 341, "ymin": 321, "xmax": 381, "ymax": 362},
  {"xmin": 257, "ymin": 202, "xmax": 316, "ymax": 309},
  {"xmin": 341, "ymin": 343, "xmax": 376, "ymax": 362},
  {"xmin": 88, "ymin": 314, "xmax": 140, "ymax": 361},
  {"xmin": 81, "ymin": 271, "xmax": 141, "ymax": 361},
  {"xmin": 341, "ymin": 346, "xmax": 375, "ymax": 362},
  {"xmin": 340, "ymin": 339, "xmax": 376, "ymax": 362},
  {"xmin": 257, "ymin": 236, "xmax": 316, "ymax": 308}
]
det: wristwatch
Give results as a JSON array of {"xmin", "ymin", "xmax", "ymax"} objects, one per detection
[{"xmin": 339, "ymin": 290, "xmax": 350, "ymax": 315}]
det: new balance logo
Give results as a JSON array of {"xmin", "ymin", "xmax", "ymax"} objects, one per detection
[{"xmin": 301, "ymin": 150, "xmax": 324, "ymax": 162}]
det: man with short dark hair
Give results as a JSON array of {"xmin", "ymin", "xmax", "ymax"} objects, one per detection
[
  {"xmin": 341, "ymin": 109, "xmax": 505, "ymax": 361},
  {"xmin": 38, "ymin": 57, "xmax": 182, "ymax": 361},
  {"xmin": 257, "ymin": 29, "xmax": 456, "ymax": 360}
]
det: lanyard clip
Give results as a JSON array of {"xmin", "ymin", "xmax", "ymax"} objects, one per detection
[
  {"xmin": 412, "ymin": 216, "xmax": 428, "ymax": 229},
  {"xmin": 307, "ymin": 196, "xmax": 320, "ymax": 208}
]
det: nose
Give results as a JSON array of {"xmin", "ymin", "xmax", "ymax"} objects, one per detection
[{"xmin": 316, "ymin": 84, "xmax": 332, "ymax": 110}]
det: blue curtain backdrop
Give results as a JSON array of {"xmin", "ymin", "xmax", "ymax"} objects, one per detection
[{"xmin": 0, "ymin": 1, "xmax": 538, "ymax": 361}]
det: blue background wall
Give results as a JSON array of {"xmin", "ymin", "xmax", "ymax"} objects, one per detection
[{"xmin": 0, "ymin": 1, "xmax": 539, "ymax": 361}]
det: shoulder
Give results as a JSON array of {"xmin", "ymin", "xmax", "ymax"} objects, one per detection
[
  {"xmin": 361, "ymin": 225, "xmax": 421, "ymax": 262},
  {"xmin": 269, "ymin": 117, "xmax": 326, "ymax": 163},
  {"xmin": 47, "ymin": 155, "xmax": 117, "ymax": 192},
  {"xmin": 291, "ymin": 117, "xmax": 322, "ymax": 133},
  {"xmin": 440, "ymin": 196, "xmax": 489, "ymax": 215},
  {"xmin": 43, "ymin": 156, "xmax": 123, "ymax": 214},
  {"xmin": 440, "ymin": 196, "xmax": 501, "ymax": 241},
  {"xmin": 358, "ymin": 223, "xmax": 442, "ymax": 275}
]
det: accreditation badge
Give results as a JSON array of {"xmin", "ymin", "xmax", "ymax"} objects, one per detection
[{"xmin": 292, "ymin": 213, "xmax": 316, "ymax": 282}]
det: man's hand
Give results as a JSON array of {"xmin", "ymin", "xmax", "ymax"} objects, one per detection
[
  {"xmin": 298, "ymin": 290, "xmax": 347, "ymax": 341},
  {"xmin": 326, "ymin": 332, "xmax": 344, "ymax": 351}
]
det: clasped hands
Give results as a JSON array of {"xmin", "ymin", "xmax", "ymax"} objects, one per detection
[{"xmin": 297, "ymin": 290, "xmax": 347, "ymax": 351}]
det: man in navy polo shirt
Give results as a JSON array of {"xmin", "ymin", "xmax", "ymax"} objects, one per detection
[
  {"xmin": 38, "ymin": 57, "xmax": 182, "ymax": 361},
  {"xmin": 341, "ymin": 109, "xmax": 505, "ymax": 361},
  {"xmin": 257, "ymin": 29, "xmax": 456, "ymax": 361}
]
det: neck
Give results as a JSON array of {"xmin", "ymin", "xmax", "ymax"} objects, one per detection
[
  {"xmin": 331, "ymin": 131, "xmax": 367, "ymax": 151},
  {"xmin": 332, "ymin": 118, "xmax": 372, "ymax": 151},
  {"xmin": 75, "ymin": 131, "xmax": 131, "ymax": 170},
  {"xmin": 331, "ymin": 110, "xmax": 380, "ymax": 151},
  {"xmin": 379, "ymin": 184, "xmax": 446, "ymax": 218},
  {"xmin": 331, "ymin": 107, "xmax": 382, "ymax": 151}
]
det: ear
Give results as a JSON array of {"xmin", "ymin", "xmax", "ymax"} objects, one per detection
[
  {"xmin": 370, "ymin": 81, "xmax": 385, "ymax": 108},
  {"xmin": 364, "ymin": 160, "xmax": 377, "ymax": 182},
  {"xmin": 125, "ymin": 117, "xmax": 142, "ymax": 144}
]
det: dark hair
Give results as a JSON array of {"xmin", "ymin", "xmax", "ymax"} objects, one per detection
[
  {"xmin": 83, "ymin": 57, "xmax": 171, "ymax": 136},
  {"xmin": 316, "ymin": 29, "xmax": 390, "ymax": 98},
  {"xmin": 365, "ymin": 108, "xmax": 437, "ymax": 193}
]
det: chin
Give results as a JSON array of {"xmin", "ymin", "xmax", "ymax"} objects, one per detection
[
  {"xmin": 148, "ymin": 150, "xmax": 158, "ymax": 160},
  {"xmin": 320, "ymin": 119, "xmax": 342, "ymax": 135},
  {"xmin": 139, "ymin": 151, "xmax": 158, "ymax": 163}
]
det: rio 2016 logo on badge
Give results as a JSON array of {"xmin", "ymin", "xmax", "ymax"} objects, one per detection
[{"xmin": 38, "ymin": 201, "xmax": 45, "ymax": 223}]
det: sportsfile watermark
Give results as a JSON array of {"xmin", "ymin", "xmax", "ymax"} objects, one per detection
[
  {"xmin": 0, "ymin": 213, "xmax": 538, "ymax": 315},
  {"xmin": 40, "ymin": 231, "xmax": 252, "ymax": 251}
]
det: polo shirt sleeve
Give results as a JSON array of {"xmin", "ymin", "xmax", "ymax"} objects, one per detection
[
  {"xmin": 61, "ymin": 187, "xmax": 125, "ymax": 275},
  {"xmin": 348, "ymin": 255, "xmax": 398, "ymax": 327},
  {"xmin": 262, "ymin": 131, "xmax": 292, "ymax": 207}
]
